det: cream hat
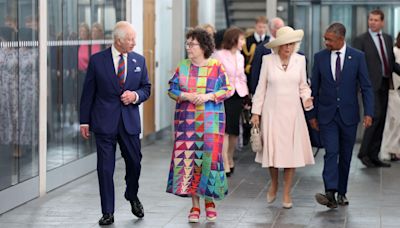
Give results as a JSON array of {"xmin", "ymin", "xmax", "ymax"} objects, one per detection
[{"xmin": 265, "ymin": 26, "xmax": 304, "ymax": 48}]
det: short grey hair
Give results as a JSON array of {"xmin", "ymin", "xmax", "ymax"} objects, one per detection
[
  {"xmin": 326, "ymin": 22, "xmax": 346, "ymax": 38},
  {"xmin": 112, "ymin": 21, "xmax": 133, "ymax": 41},
  {"xmin": 269, "ymin": 17, "xmax": 284, "ymax": 31}
]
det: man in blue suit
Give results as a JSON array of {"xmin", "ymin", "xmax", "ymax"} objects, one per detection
[
  {"xmin": 308, "ymin": 23, "xmax": 374, "ymax": 208},
  {"xmin": 80, "ymin": 21, "xmax": 151, "ymax": 225}
]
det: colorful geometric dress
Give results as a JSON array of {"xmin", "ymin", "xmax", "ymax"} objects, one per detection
[{"xmin": 166, "ymin": 58, "xmax": 232, "ymax": 200}]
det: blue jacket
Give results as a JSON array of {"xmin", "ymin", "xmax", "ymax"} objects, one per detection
[
  {"xmin": 80, "ymin": 47, "xmax": 151, "ymax": 135},
  {"xmin": 308, "ymin": 46, "xmax": 374, "ymax": 125}
]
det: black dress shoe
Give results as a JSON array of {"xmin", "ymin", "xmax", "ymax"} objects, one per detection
[
  {"xmin": 337, "ymin": 194, "xmax": 349, "ymax": 206},
  {"xmin": 372, "ymin": 159, "xmax": 391, "ymax": 168},
  {"xmin": 315, "ymin": 191, "xmax": 337, "ymax": 209},
  {"xmin": 225, "ymin": 171, "xmax": 231, "ymax": 177},
  {"xmin": 230, "ymin": 167, "xmax": 235, "ymax": 174},
  {"xmin": 130, "ymin": 199, "xmax": 144, "ymax": 218},
  {"xmin": 99, "ymin": 213, "xmax": 114, "ymax": 225},
  {"xmin": 359, "ymin": 156, "xmax": 375, "ymax": 168}
]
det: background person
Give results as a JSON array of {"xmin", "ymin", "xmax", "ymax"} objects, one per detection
[
  {"xmin": 353, "ymin": 9, "xmax": 400, "ymax": 168},
  {"xmin": 213, "ymin": 27, "xmax": 249, "ymax": 177}
]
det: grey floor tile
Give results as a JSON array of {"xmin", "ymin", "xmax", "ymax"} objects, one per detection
[{"xmin": 1, "ymin": 137, "xmax": 400, "ymax": 228}]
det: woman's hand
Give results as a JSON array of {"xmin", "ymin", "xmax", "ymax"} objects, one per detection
[
  {"xmin": 193, "ymin": 93, "xmax": 213, "ymax": 105},
  {"xmin": 250, "ymin": 114, "xmax": 260, "ymax": 127},
  {"xmin": 181, "ymin": 92, "xmax": 198, "ymax": 103},
  {"xmin": 303, "ymin": 97, "xmax": 314, "ymax": 111}
]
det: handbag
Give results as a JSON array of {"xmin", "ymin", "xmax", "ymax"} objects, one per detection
[{"xmin": 250, "ymin": 125, "xmax": 262, "ymax": 153}]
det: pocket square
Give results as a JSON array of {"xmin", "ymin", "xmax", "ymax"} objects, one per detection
[{"xmin": 134, "ymin": 66, "xmax": 141, "ymax": 72}]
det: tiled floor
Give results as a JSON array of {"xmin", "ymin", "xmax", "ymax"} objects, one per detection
[{"xmin": 1, "ymin": 136, "xmax": 399, "ymax": 228}]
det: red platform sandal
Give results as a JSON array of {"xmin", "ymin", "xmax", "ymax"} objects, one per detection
[
  {"xmin": 188, "ymin": 207, "xmax": 200, "ymax": 223},
  {"xmin": 205, "ymin": 201, "xmax": 217, "ymax": 221}
]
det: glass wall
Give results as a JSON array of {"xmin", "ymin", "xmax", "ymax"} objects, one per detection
[
  {"xmin": 46, "ymin": 0, "xmax": 126, "ymax": 171},
  {"xmin": 279, "ymin": 0, "xmax": 400, "ymax": 68},
  {"xmin": 0, "ymin": 0, "xmax": 39, "ymax": 191},
  {"xmin": 0, "ymin": 0, "xmax": 126, "ymax": 193}
]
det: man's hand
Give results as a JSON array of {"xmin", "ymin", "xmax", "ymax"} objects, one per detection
[
  {"xmin": 121, "ymin": 90, "xmax": 136, "ymax": 105},
  {"xmin": 309, "ymin": 118, "xmax": 319, "ymax": 131},
  {"xmin": 250, "ymin": 114, "xmax": 260, "ymax": 128},
  {"xmin": 80, "ymin": 125, "xmax": 90, "ymax": 139},
  {"xmin": 363, "ymin": 115, "xmax": 373, "ymax": 128}
]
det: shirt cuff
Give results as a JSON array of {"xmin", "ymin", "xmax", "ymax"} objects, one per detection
[
  {"xmin": 132, "ymin": 91, "xmax": 139, "ymax": 104},
  {"xmin": 80, "ymin": 124, "xmax": 89, "ymax": 127}
]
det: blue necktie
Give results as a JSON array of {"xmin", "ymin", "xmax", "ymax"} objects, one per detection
[
  {"xmin": 335, "ymin": 52, "xmax": 341, "ymax": 83},
  {"xmin": 117, "ymin": 54, "xmax": 125, "ymax": 89}
]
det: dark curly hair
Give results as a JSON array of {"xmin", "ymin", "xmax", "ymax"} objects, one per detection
[
  {"xmin": 396, "ymin": 32, "xmax": 400, "ymax": 49},
  {"xmin": 222, "ymin": 26, "xmax": 245, "ymax": 50},
  {"xmin": 186, "ymin": 28, "xmax": 215, "ymax": 58}
]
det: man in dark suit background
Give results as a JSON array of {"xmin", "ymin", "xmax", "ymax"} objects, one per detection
[
  {"xmin": 309, "ymin": 23, "xmax": 374, "ymax": 208},
  {"xmin": 249, "ymin": 17, "xmax": 284, "ymax": 94},
  {"xmin": 80, "ymin": 21, "xmax": 151, "ymax": 225},
  {"xmin": 353, "ymin": 9, "xmax": 400, "ymax": 168},
  {"xmin": 242, "ymin": 16, "xmax": 268, "ymax": 79}
]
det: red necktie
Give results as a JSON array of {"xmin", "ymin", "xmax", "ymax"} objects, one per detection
[
  {"xmin": 377, "ymin": 33, "xmax": 390, "ymax": 76},
  {"xmin": 117, "ymin": 54, "xmax": 125, "ymax": 89}
]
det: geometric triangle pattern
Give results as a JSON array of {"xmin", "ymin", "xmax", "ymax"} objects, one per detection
[{"xmin": 166, "ymin": 59, "xmax": 232, "ymax": 201}]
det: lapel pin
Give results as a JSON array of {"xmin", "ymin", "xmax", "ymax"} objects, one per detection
[
  {"xmin": 348, "ymin": 56, "xmax": 352, "ymax": 59},
  {"xmin": 132, "ymin": 58, "xmax": 137, "ymax": 63}
]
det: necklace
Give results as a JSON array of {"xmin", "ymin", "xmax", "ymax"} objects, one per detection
[{"xmin": 282, "ymin": 64, "xmax": 288, "ymax": 70}]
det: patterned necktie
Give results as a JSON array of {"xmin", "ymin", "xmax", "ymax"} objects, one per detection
[
  {"xmin": 377, "ymin": 33, "xmax": 390, "ymax": 76},
  {"xmin": 117, "ymin": 53, "xmax": 125, "ymax": 89},
  {"xmin": 335, "ymin": 51, "xmax": 341, "ymax": 83}
]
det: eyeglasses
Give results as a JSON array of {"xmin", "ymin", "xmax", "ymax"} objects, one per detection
[{"xmin": 185, "ymin": 42, "xmax": 200, "ymax": 49}]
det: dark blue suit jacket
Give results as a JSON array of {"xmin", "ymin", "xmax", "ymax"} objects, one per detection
[
  {"xmin": 249, "ymin": 38, "xmax": 271, "ymax": 94},
  {"xmin": 80, "ymin": 47, "xmax": 151, "ymax": 135},
  {"xmin": 308, "ymin": 46, "xmax": 374, "ymax": 125}
]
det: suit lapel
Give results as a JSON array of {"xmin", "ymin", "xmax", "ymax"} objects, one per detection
[
  {"xmin": 340, "ymin": 48, "xmax": 352, "ymax": 82},
  {"xmin": 103, "ymin": 48, "xmax": 120, "ymax": 93},
  {"xmin": 125, "ymin": 52, "xmax": 135, "ymax": 87},
  {"xmin": 366, "ymin": 33, "xmax": 381, "ymax": 60},
  {"xmin": 323, "ymin": 50, "xmax": 335, "ymax": 84}
]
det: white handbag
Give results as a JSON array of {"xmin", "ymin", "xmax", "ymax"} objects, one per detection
[{"xmin": 250, "ymin": 125, "xmax": 262, "ymax": 153}]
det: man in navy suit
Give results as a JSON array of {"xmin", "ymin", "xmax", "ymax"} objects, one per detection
[
  {"xmin": 308, "ymin": 23, "xmax": 374, "ymax": 208},
  {"xmin": 80, "ymin": 21, "xmax": 151, "ymax": 225}
]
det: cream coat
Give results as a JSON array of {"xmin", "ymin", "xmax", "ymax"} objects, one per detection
[{"xmin": 252, "ymin": 53, "xmax": 314, "ymax": 168}]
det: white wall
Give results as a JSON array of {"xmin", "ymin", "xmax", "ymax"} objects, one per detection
[
  {"xmin": 130, "ymin": 0, "xmax": 144, "ymax": 54},
  {"xmin": 198, "ymin": 0, "xmax": 215, "ymax": 26},
  {"xmin": 155, "ymin": 0, "xmax": 174, "ymax": 130}
]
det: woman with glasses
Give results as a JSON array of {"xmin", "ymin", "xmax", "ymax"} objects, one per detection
[
  {"xmin": 166, "ymin": 28, "xmax": 232, "ymax": 223},
  {"xmin": 213, "ymin": 27, "xmax": 249, "ymax": 177}
]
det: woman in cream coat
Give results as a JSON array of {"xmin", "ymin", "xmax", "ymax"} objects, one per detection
[{"xmin": 250, "ymin": 26, "xmax": 314, "ymax": 209}]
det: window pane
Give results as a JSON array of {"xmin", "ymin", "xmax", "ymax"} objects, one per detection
[
  {"xmin": 47, "ymin": 0, "xmax": 126, "ymax": 170},
  {"xmin": 0, "ymin": 0, "xmax": 39, "ymax": 190}
]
